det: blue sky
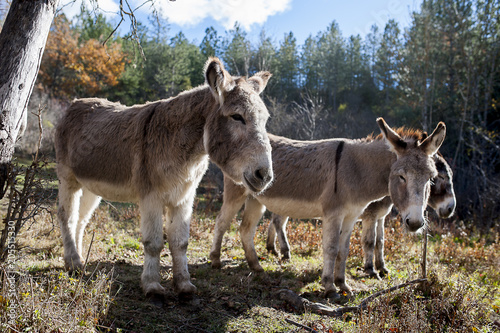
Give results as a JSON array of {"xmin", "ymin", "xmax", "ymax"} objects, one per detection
[{"xmin": 60, "ymin": 0, "xmax": 423, "ymax": 45}]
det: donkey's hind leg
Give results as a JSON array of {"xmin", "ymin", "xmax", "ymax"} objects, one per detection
[
  {"xmin": 75, "ymin": 188, "xmax": 101, "ymax": 258},
  {"xmin": 240, "ymin": 197, "xmax": 266, "ymax": 272},
  {"xmin": 362, "ymin": 217, "xmax": 379, "ymax": 278},
  {"xmin": 58, "ymin": 176, "xmax": 83, "ymax": 272},
  {"xmin": 167, "ymin": 202, "xmax": 197, "ymax": 298},
  {"xmin": 267, "ymin": 214, "xmax": 291, "ymax": 260},
  {"xmin": 266, "ymin": 216, "xmax": 278, "ymax": 256}
]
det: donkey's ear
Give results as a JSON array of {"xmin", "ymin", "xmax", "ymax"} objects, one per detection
[
  {"xmin": 204, "ymin": 57, "xmax": 235, "ymax": 104},
  {"xmin": 420, "ymin": 122, "xmax": 446, "ymax": 156},
  {"xmin": 247, "ymin": 71, "xmax": 272, "ymax": 94},
  {"xmin": 377, "ymin": 118, "xmax": 407, "ymax": 155}
]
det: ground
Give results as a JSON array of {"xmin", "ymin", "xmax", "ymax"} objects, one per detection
[{"xmin": 0, "ymin": 158, "xmax": 499, "ymax": 332}]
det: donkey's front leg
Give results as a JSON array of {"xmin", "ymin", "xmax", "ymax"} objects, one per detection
[
  {"xmin": 167, "ymin": 203, "xmax": 197, "ymax": 297},
  {"xmin": 210, "ymin": 192, "xmax": 247, "ymax": 269},
  {"xmin": 333, "ymin": 218, "xmax": 357, "ymax": 295},
  {"xmin": 321, "ymin": 214, "xmax": 343, "ymax": 298},
  {"xmin": 75, "ymin": 188, "xmax": 101, "ymax": 258},
  {"xmin": 140, "ymin": 197, "xmax": 166, "ymax": 297},
  {"xmin": 240, "ymin": 197, "xmax": 266, "ymax": 272}
]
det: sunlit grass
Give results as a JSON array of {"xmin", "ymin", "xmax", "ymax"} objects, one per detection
[{"xmin": 1, "ymin": 168, "xmax": 499, "ymax": 332}]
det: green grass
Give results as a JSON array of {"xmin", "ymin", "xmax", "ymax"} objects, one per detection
[{"xmin": 0, "ymin": 160, "xmax": 499, "ymax": 332}]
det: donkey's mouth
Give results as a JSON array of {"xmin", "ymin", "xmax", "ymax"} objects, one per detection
[{"xmin": 243, "ymin": 174, "xmax": 260, "ymax": 193}]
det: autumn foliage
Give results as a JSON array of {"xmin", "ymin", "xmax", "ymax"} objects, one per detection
[{"xmin": 39, "ymin": 15, "xmax": 126, "ymax": 98}]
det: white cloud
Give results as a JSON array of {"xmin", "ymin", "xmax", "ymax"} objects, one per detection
[
  {"xmin": 144, "ymin": 0, "xmax": 291, "ymax": 30},
  {"xmin": 149, "ymin": 0, "xmax": 212, "ymax": 26},
  {"xmin": 60, "ymin": 0, "xmax": 291, "ymax": 31}
]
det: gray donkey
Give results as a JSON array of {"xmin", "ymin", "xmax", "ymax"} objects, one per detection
[
  {"xmin": 55, "ymin": 57, "xmax": 273, "ymax": 299},
  {"xmin": 267, "ymin": 152, "xmax": 456, "ymax": 278},
  {"xmin": 210, "ymin": 119, "xmax": 446, "ymax": 299}
]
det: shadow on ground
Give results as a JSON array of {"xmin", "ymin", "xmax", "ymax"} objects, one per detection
[{"xmin": 80, "ymin": 258, "xmax": 335, "ymax": 333}]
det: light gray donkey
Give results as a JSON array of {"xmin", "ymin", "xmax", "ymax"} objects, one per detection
[
  {"xmin": 358, "ymin": 153, "xmax": 455, "ymax": 278},
  {"xmin": 55, "ymin": 57, "xmax": 273, "ymax": 299},
  {"xmin": 267, "ymin": 152, "xmax": 456, "ymax": 278},
  {"xmin": 210, "ymin": 119, "xmax": 446, "ymax": 299}
]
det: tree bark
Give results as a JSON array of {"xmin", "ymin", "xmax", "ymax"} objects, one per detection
[{"xmin": 0, "ymin": 0, "xmax": 58, "ymax": 197}]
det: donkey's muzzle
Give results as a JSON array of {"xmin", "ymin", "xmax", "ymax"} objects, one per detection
[
  {"xmin": 404, "ymin": 217, "xmax": 425, "ymax": 232},
  {"xmin": 438, "ymin": 203, "xmax": 455, "ymax": 219},
  {"xmin": 244, "ymin": 166, "xmax": 273, "ymax": 193}
]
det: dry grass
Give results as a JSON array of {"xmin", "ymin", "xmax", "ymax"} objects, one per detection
[{"xmin": 0, "ymin": 164, "xmax": 499, "ymax": 332}]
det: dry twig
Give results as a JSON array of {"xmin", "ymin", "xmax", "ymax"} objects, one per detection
[
  {"xmin": 279, "ymin": 278, "xmax": 427, "ymax": 317},
  {"xmin": 421, "ymin": 222, "xmax": 428, "ymax": 279}
]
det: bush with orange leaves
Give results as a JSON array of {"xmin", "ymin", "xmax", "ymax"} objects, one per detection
[{"xmin": 38, "ymin": 15, "xmax": 126, "ymax": 99}]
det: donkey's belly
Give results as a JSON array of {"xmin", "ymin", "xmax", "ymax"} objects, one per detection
[
  {"xmin": 256, "ymin": 197, "xmax": 323, "ymax": 219},
  {"xmin": 81, "ymin": 179, "xmax": 139, "ymax": 203}
]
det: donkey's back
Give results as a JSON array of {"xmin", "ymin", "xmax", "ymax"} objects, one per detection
[{"xmin": 56, "ymin": 98, "xmax": 149, "ymax": 195}]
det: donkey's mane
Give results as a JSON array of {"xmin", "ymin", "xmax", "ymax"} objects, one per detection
[{"xmin": 364, "ymin": 126, "xmax": 425, "ymax": 142}]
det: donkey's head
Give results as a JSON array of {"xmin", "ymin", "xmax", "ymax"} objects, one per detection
[
  {"xmin": 377, "ymin": 118, "xmax": 446, "ymax": 232},
  {"xmin": 203, "ymin": 57, "xmax": 273, "ymax": 193},
  {"xmin": 428, "ymin": 153, "xmax": 456, "ymax": 218}
]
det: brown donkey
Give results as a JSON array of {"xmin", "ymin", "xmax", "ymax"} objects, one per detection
[
  {"xmin": 210, "ymin": 118, "xmax": 446, "ymax": 299},
  {"xmin": 267, "ymin": 153, "xmax": 456, "ymax": 278},
  {"xmin": 55, "ymin": 57, "xmax": 273, "ymax": 299}
]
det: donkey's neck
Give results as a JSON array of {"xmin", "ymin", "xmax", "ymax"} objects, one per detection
[
  {"xmin": 151, "ymin": 85, "xmax": 217, "ymax": 158},
  {"xmin": 351, "ymin": 139, "xmax": 397, "ymax": 204}
]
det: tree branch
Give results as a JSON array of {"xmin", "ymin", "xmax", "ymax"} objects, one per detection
[{"xmin": 279, "ymin": 278, "xmax": 427, "ymax": 317}]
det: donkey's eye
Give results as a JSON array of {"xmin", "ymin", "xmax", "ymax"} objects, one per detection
[
  {"xmin": 231, "ymin": 114, "xmax": 246, "ymax": 124},
  {"xmin": 399, "ymin": 175, "xmax": 406, "ymax": 183}
]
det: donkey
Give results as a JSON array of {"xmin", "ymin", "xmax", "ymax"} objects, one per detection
[
  {"xmin": 210, "ymin": 118, "xmax": 446, "ymax": 299},
  {"xmin": 267, "ymin": 152, "xmax": 456, "ymax": 278},
  {"xmin": 359, "ymin": 152, "xmax": 456, "ymax": 278},
  {"xmin": 55, "ymin": 57, "xmax": 273, "ymax": 299}
]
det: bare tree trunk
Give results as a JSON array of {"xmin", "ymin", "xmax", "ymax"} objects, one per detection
[{"xmin": 0, "ymin": 0, "xmax": 58, "ymax": 198}]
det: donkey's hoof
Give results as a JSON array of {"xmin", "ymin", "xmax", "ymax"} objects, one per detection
[
  {"xmin": 143, "ymin": 282, "xmax": 166, "ymax": 297},
  {"xmin": 364, "ymin": 269, "xmax": 381, "ymax": 280},
  {"xmin": 146, "ymin": 292, "xmax": 165, "ymax": 308},
  {"xmin": 209, "ymin": 253, "xmax": 222, "ymax": 269},
  {"xmin": 175, "ymin": 280, "xmax": 197, "ymax": 298},
  {"xmin": 267, "ymin": 248, "xmax": 279, "ymax": 256},
  {"xmin": 210, "ymin": 260, "xmax": 222, "ymax": 269},
  {"xmin": 64, "ymin": 255, "xmax": 83, "ymax": 273},
  {"xmin": 324, "ymin": 290, "xmax": 341, "ymax": 302},
  {"xmin": 281, "ymin": 252, "xmax": 291, "ymax": 261},
  {"xmin": 378, "ymin": 267, "xmax": 389, "ymax": 278},
  {"xmin": 250, "ymin": 264, "xmax": 265, "ymax": 273}
]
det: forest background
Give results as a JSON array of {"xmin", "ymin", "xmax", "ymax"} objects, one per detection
[{"xmin": 2, "ymin": 0, "xmax": 499, "ymax": 231}]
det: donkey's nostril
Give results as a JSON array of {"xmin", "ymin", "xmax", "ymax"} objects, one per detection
[
  {"xmin": 255, "ymin": 169, "xmax": 263, "ymax": 181},
  {"xmin": 405, "ymin": 218, "xmax": 410, "ymax": 226},
  {"xmin": 255, "ymin": 167, "xmax": 270, "ymax": 182}
]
